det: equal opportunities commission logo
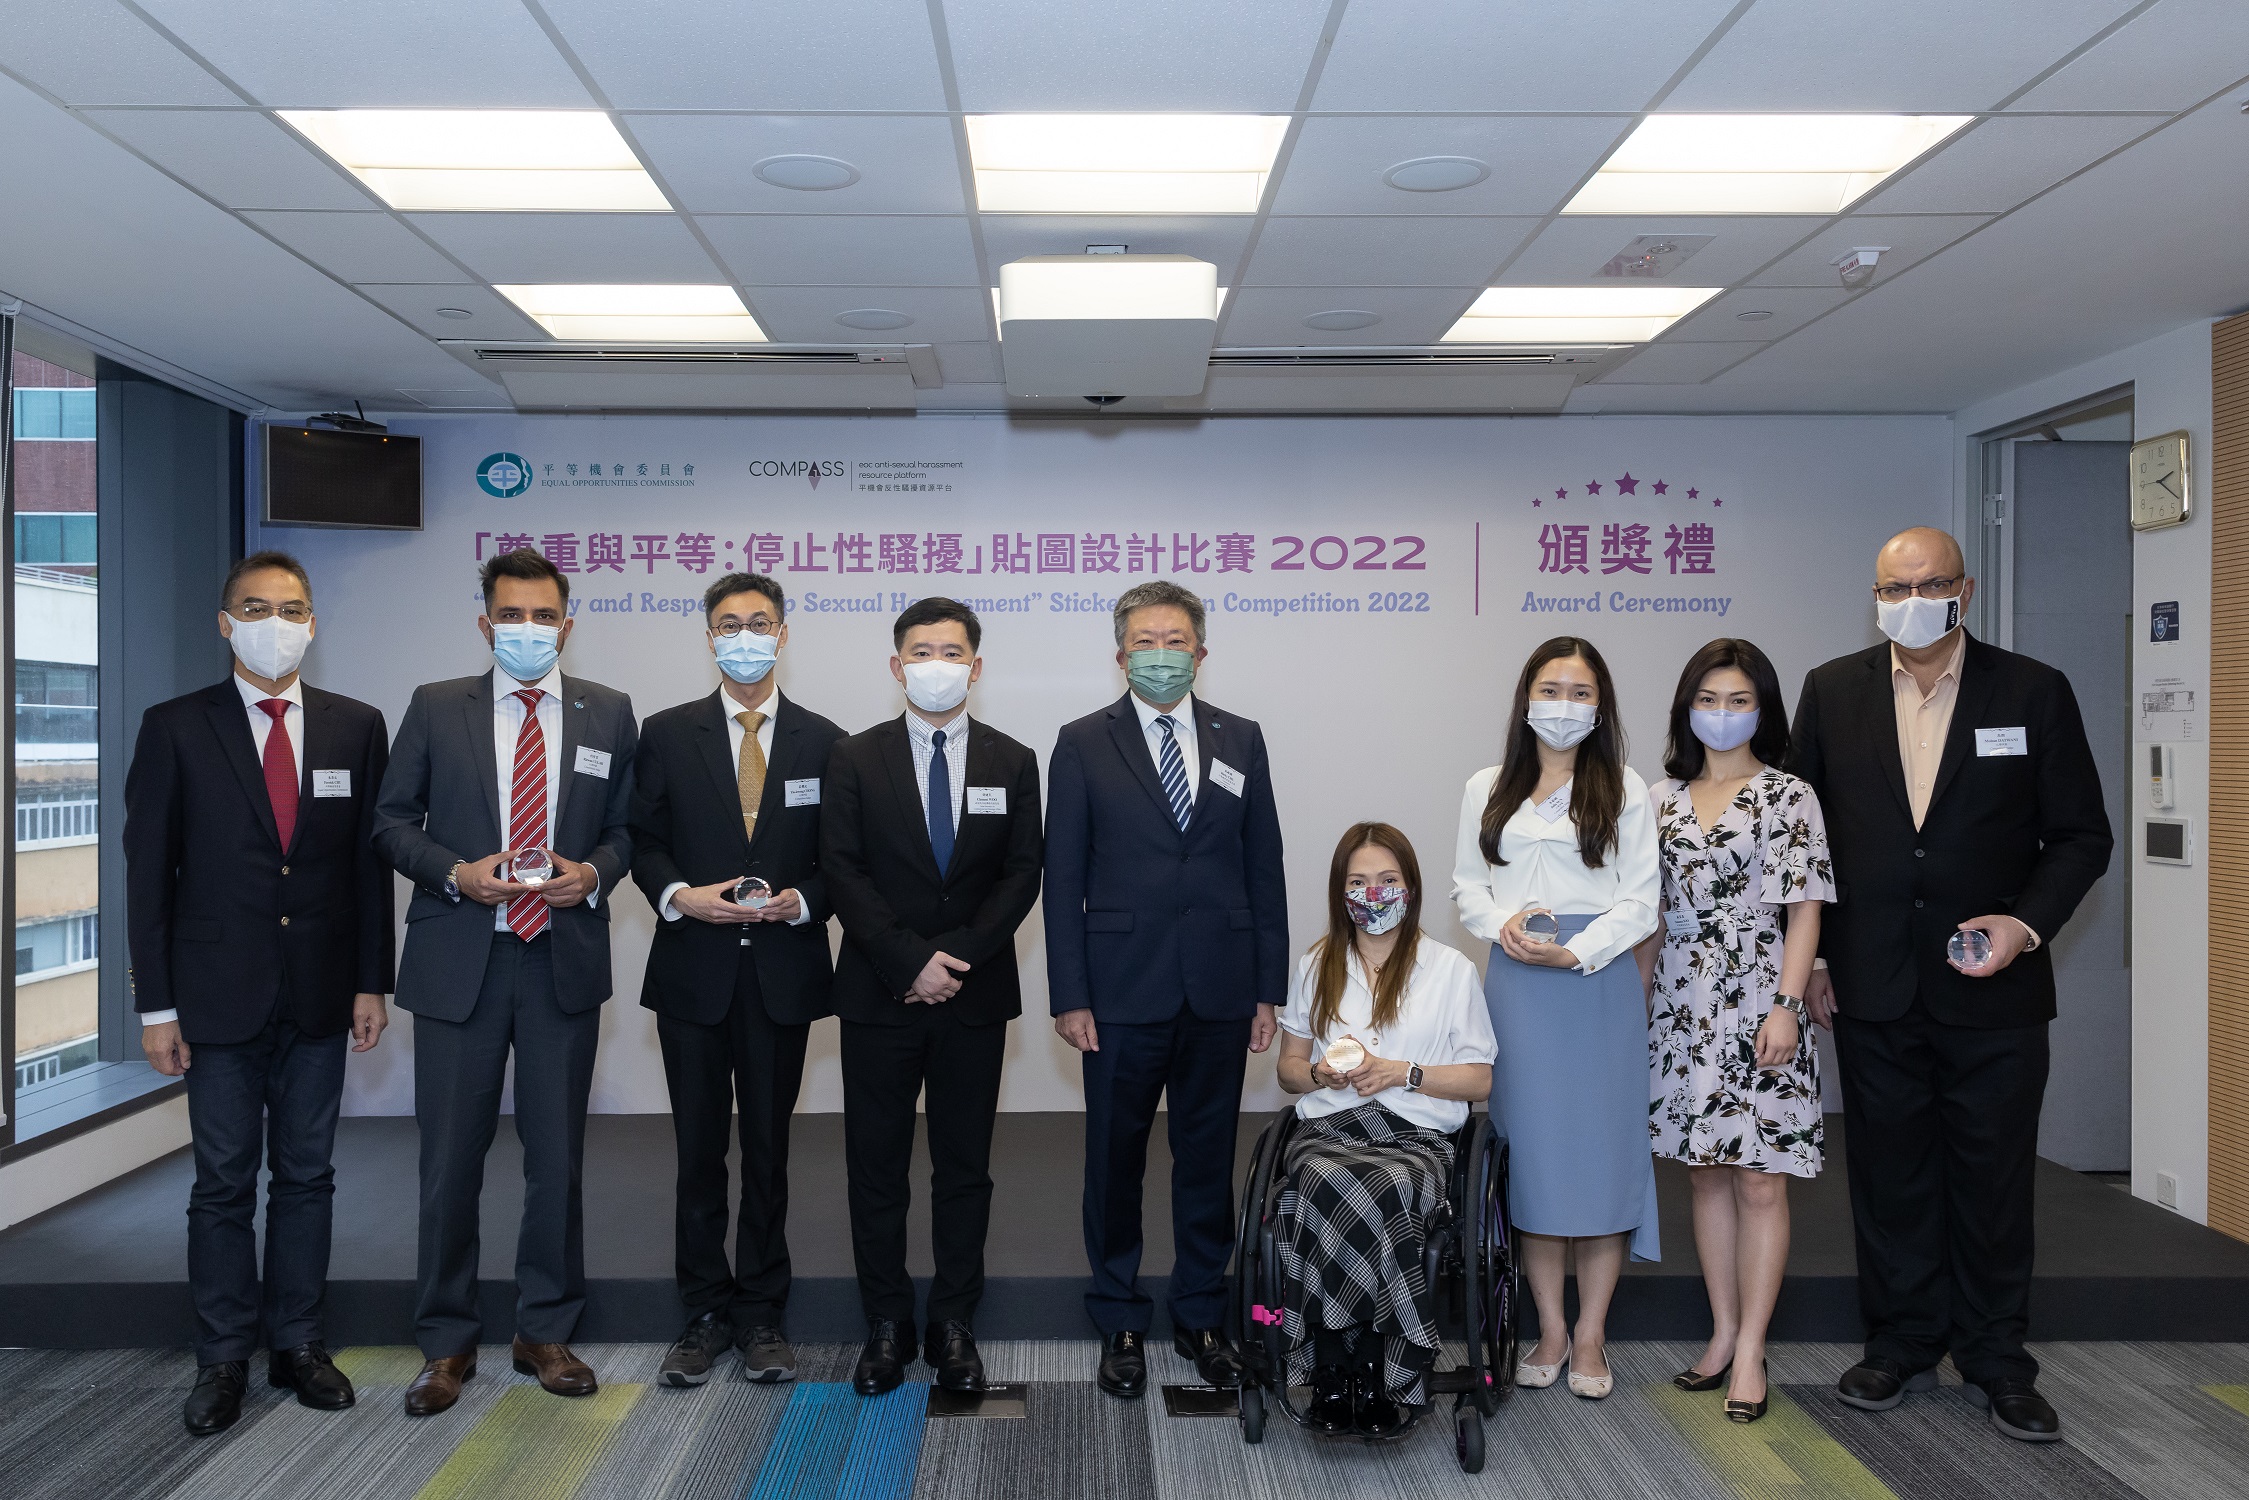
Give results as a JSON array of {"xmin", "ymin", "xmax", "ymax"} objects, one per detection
[{"xmin": 476, "ymin": 452, "xmax": 532, "ymax": 498}]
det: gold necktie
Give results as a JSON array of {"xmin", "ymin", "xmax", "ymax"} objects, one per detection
[{"xmin": 736, "ymin": 710, "xmax": 767, "ymax": 839}]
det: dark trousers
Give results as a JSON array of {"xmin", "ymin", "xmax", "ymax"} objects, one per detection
[
  {"xmin": 657, "ymin": 958, "xmax": 809, "ymax": 1329},
  {"xmin": 1834, "ymin": 999, "xmax": 2051, "ymax": 1383},
  {"xmin": 841, "ymin": 1008, "xmax": 1008, "ymax": 1328},
  {"xmin": 1081, "ymin": 1010, "xmax": 1251, "ymax": 1334},
  {"xmin": 412, "ymin": 933, "xmax": 599, "ymax": 1358},
  {"xmin": 182, "ymin": 1015, "xmax": 347, "ymax": 1365}
]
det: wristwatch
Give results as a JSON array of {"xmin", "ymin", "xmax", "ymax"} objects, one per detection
[
  {"xmin": 444, "ymin": 860, "xmax": 466, "ymax": 899},
  {"xmin": 1405, "ymin": 1063, "xmax": 1425, "ymax": 1093},
  {"xmin": 1774, "ymin": 994, "xmax": 1807, "ymax": 1019}
]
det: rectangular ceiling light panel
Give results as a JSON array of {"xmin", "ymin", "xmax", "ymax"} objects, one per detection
[
  {"xmin": 1442, "ymin": 286, "xmax": 1720, "ymax": 344},
  {"xmin": 279, "ymin": 110, "xmax": 669, "ymax": 212},
  {"xmin": 967, "ymin": 115, "xmax": 1289, "ymax": 214},
  {"xmin": 494, "ymin": 284, "xmax": 766, "ymax": 343},
  {"xmin": 1565, "ymin": 114, "xmax": 1972, "ymax": 215}
]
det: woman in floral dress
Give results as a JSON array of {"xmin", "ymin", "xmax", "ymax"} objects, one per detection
[{"xmin": 1639, "ymin": 638, "xmax": 1834, "ymax": 1423}]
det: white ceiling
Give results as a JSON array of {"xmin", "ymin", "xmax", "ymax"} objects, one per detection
[{"xmin": 0, "ymin": 0, "xmax": 2244, "ymax": 416}]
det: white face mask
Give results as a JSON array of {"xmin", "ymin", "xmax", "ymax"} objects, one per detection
[
  {"xmin": 1526, "ymin": 699, "xmax": 1599, "ymax": 750},
  {"xmin": 229, "ymin": 615, "xmax": 311, "ymax": 681},
  {"xmin": 902, "ymin": 660, "xmax": 972, "ymax": 714},
  {"xmin": 1877, "ymin": 594, "xmax": 1960, "ymax": 651},
  {"xmin": 1690, "ymin": 708, "xmax": 1759, "ymax": 753}
]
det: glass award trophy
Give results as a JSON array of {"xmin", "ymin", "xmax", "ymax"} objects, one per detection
[
  {"xmin": 726, "ymin": 876, "xmax": 772, "ymax": 910},
  {"xmin": 1522, "ymin": 911, "xmax": 1560, "ymax": 945},
  {"xmin": 1323, "ymin": 1036, "xmax": 1366, "ymax": 1074},
  {"xmin": 512, "ymin": 847, "xmax": 554, "ymax": 888},
  {"xmin": 1948, "ymin": 928, "xmax": 1992, "ymax": 969}
]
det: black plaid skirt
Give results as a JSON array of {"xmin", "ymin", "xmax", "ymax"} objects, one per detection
[{"xmin": 1273, "ymin": 1102, "xmax": 1457, "ymax": 1405}]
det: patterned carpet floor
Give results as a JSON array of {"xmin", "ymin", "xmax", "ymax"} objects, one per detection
[{"xmin": 4, "ymin": 1339, "xmax": 2248, "ymax": 1499}]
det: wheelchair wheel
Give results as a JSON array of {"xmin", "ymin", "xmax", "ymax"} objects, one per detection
[
  {"xmin": 1240, "ymin": 1383, "xmax": 1266, "ymax": 1445},
  {"xmin": 1228, "ymin": 1113, "xmax": 1292, "ymax": 1364},
  {"xmin": 1455, "ymin": 1407, "xmax": 1485, "ymax": 1474},
  {"xmin": 1463, "ymin": 1122, "xmax": 1521, "ymax": 1413}
]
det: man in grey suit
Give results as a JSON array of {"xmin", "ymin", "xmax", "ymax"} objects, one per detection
[{"xmin": 373, "ymin": 549, "xmax": 637, "ymax": 1416}]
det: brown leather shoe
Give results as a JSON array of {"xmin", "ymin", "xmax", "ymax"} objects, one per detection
[
  {"xmin": 404, "ymin": 1354, "xmax": 476, "ymax": 1417},
  {"xmin": 511, "ymin": 1337, "xmax": 597, "ymax": 1397}
]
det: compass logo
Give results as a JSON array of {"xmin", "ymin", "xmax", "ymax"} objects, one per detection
[{"xmin": 476, "ymin": 452, "xmax": 532, "ymax": 498}]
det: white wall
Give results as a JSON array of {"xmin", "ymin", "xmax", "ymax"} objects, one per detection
[
  {"xmin": 14, "ymin": 572, "xmax": 98, "ymax": 665},
  {"xmin": 1954, "ymin": 319, "xmax": 2216, "ymax": 1223},
  {"xmin": 0, "ymin": 1093, "xmax": 188, "ymax": 1231}
]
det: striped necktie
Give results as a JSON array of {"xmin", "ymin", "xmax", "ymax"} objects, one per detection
[
  {"xmin": 1156, "ymin": 714, "xmax": 1193, "ymax": 831},
  {"xmin": 505, "ymin": 688, "xmax": 550, "ymax": 940}
]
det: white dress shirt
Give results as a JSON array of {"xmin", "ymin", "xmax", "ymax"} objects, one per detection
[
  {"xmin": 1450, "ymin": 764, "xmax": 1661, "ymax": 974},
  {"xmin": 906, "ymin": 706, "xmax": 969, "ymax": 833},
  {"xmin": 1131, "ymin": 691, "xmax": 1199, "ymax": 800},
  {"xmin": 1279, "ymin": 938, "xmax": 1497, "ymax": 1133},
  {"xmin": 658, "ymin": 687, "xmax": 807, "ymax": 925},
  {"xmin": 491, "ymin": 666, "xmax": 593, "ymax": 928}
]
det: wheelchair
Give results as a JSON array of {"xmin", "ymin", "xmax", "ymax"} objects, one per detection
[{"xmin": 1227, "ymin": 1107, "xmax": 1521, "ymax": 1473}]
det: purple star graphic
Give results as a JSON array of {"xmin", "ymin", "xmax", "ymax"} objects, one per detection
[
  {"xmin": 1533, "ymin": 498, "xmax": 1543, "ymax": 507},
  {"xmin": 1555, "ymin": 487, "xmax": 1569, "ymax": 500},
  {"xmin": 1651, "ymin": 480, "xmax": 1668, "ymax": 496},
  {"xmin": 1712, "ymin": 497, "xmax": 1723, "ymax": 507},
  {"xmin": 1686, "ymin": 487, "xmax": 1699, "ymax": 500},
  {"xmin": 1615, "ymin": 472, "xmax": 1639, "ymax": 495},
  {"xmin": 1585, "ymin": 480, "xmax": 1603, "ymax": 496}
]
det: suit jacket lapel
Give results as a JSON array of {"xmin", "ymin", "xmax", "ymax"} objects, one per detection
[
  {"xmin": 1927, "ymin": 640, "xmax": 1998, "ymax": 815},
  {"xmin": 551, "ymin": 676, "xmax": 589, "ymax": 832},
  {"xmin": 290, "ymin": 688, "xmax": 339, "ymax": 855},
  {"xmin": 752, "ymin": 697, "xmax": 804, "ymax": 841},
  {"xmin": 1862, "ymin": 649, "xmax": 1913, "ymax": 822},
  {"xmin": 949, "ymin": 720, "xmax": 1004, "ymax": 880},
  {"xmin": 1188, "ymin": 697, "xmax": 1224, "ymax": 834},
  {"xmin": 1106, "ymin": 693, "xmax": 1182, "ymax": 837},
  {"xmin": 697, "ymin": 689, "xmax": 755, "ymax": 862},
  {"xmin": 881, "ymin": 716, "xmax": 945, "ymax": 882},
  {"xmin": 203, "ymin": 682, "xmax": 281, "ymax": 849}
]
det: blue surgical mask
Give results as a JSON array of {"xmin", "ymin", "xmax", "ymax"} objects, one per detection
[
  {"xmin": 1690, "ymin": 708, "xmax": 1759, "ymax": 753},
  {"xmin": 490, "ymin": 622, "xmax": 560, "ymax": 683},
  {"xmin": 1125, "ymin": 648, "xmax": 1196, "ymax": 705},
  {"xmin": 714, "ymin": 629, "xmax": 777, "ymax": 685}
]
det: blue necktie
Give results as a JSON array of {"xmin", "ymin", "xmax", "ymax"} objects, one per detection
[
  {"xmin": 1156, "ymin": 715, "xmax": 1193, "ymax": 831},
  {"xmin": 927, "ymin": 728, "xmax": 955, "ymax": 876}
]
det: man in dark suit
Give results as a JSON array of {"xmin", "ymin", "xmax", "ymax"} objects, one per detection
[
  {"xmin": 126, "ymin": 551, "xmax": 393, "ymax": 1436},
  {"xmin": 822, "ymin": 597, "xmax": 1044, "ymax": 1397},
  {"xmin": 372, "ymin": 548, "xmax": 637, "ymax": 1416},
  {"xmin": 630, "ymin": 572, "xmax": 844, "ymax": 1389},
  {"xmin": 1046, "ymin": 579, "xmax": 1287, "ymax": 1398},
  {"xmin": 1793, "ymin": 526, "xmax": 2111, "ymax": 1443}
]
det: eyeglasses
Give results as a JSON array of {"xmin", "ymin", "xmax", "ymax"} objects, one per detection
[
  {"xmin": 712, "ymin": 619, "xmax": 778, "ymax": 638},
  {"xmin": 1871, "ymin": 576, "xmax": 1963, "ymax": 604},
  {"xmin": 229, "ymin": 602, "xmax": 313, "ymax": 623}
]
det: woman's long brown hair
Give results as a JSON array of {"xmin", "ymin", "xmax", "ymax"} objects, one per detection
[
  {"xmin": 1478, "ymin": 635, "xmax": 1626, "ymax": 869},
  {"xmin": 1309, "ymin": 822, "xmax": 1425, "ymax": 1041}
]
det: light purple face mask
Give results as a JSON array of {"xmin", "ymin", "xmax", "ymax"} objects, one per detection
[
  {"xmin": 1345, "ymin": 883, "xmax": 1410, "ymax": 936},
  {"xmin": 1690, "ymin": 708, "xmax": 1759, "ymax": 753}
]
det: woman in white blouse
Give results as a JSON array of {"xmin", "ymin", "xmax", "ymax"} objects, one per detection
[
  {"xmin": 1452, "ymin": 636, "xmax": 1660, "ymax": 1400},
  {"xmin": 1274, "ymin": 823, "xmax": 1496, "ymax": 1437}
]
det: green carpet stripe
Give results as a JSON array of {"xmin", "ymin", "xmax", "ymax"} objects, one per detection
[
  {"xmin": 333, "ymin": 1346, "xmax": 434, "ymax": 1388},
  {"xmin": 412, "ymin": 1382, "xmax": 646, "ymax": 1500},
  {"xmin": 745, "ymin": 1383, "xmax": 927, "ymax": 1500},
  {"xmin": 1650, "ymin": 1380, "xmax": 1902, "ymax": 1499},
  {"xmin": 2203, "ymin": 1385, "xmax": 2249, "ymax": 1421}
]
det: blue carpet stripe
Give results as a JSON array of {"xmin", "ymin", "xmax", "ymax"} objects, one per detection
[{"xmin": 744, "ymin": 1383, "xmax": 926, "ymax": 1500}]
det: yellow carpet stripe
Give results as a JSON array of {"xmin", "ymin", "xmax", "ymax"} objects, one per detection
[
  {"xmin": 2202, "ymin": 1384, "xmax": 2249, "ymax": 1420},
  {"xmin": 333, "ymin": 1345, "xmax": 434, "ymax": 1387},
  {"xmin": 1649, "ymin": 1381, "xmax": 1902, "ymax": 1500},
  {"xmin": 412, "ymin": 1381, "xmax": 647, "ymax": 1500}
]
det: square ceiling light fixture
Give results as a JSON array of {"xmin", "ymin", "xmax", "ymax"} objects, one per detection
[
  {"xmin": 494, "ymin": 285, "xmax": 766, "ymax": 342},
  {"xmin": 966, "ymin": 115, "xmax": 1289, "ymax": 214},
  {"xmin": 996, "ymin": 255, "xmax": 1218, "ymax": 398},
  {"xmin": 279, "ymin": 110, "xmax": 669, "ymax": 212},
  {"xmin": 1442, "ymin": 287, "xmax": 1721, "ymax": 344},
  {"xmin": 1564, "ymin": 114, "xmax": 1972, "ymax": 215}
]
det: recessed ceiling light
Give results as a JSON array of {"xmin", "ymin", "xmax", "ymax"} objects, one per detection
[
  {"xmin": 1302, "ymin": 309, "xmax": 1381, "ymax": 331},
  {"xmin": 279, "ymin": 110, "xmax": 668, "ymax": 212},
  {"xmin": 753, "ymin": 154, "xmax": 861, "ymax": 191},
  {"xmin": 1563, "ymin": 114, "xmax": 1972, "ymax": 215},
  {"xmin": 493, "ymin": 285, "xmax": 766, "ymax": 342},
  {"xmin": 1382, "ymin": 156, "xmax": 1490, "ymax": 193},
  {"xmin": 435, "ymin": 306, "xmax": 474, "ymax": 320},
  {"xmin": 1734, "ymin": 308, "xmax": 1774, "ymax": 322},
  {"xmin": 1441, "ymin": 286, "xmax": 1720, "ymax": 344},
  {"xmin": 834, "ymin": 308, "xmax": 914, "ymax": 331},
  {"xmin": 965, "ymin": 114, "xmax": 1289, "ymax": 214}
]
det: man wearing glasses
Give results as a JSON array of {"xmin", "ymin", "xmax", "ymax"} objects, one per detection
[
  {"xmin": 1791, "ymin": 527, "xmax": 2111, "ymax": 1443},
  {"xmin": 629, "ymin": 572, "xmax": 845, "ymax": 1388}
]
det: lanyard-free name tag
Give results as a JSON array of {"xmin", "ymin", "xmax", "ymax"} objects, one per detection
[
  {"xmin": 1533, "ymin": 785, "xmax": 1571, "ymax": 822},
  {"xmin": 785, "ymin": 777, "xmax": 820, "ymax": 807},
  {"xmin": 1975, "ymin": 727, "xmax": 2028, "ymax": 757},
  {"xmin": 573, "ymin": 746, "xmax": 612, "ymax": 778},
  {"xmin": 312, "ymin": 769, "xmax": 351, "ymax": 798},
  {"xmin": 966, "ymin": 786, "xmax": 1007, "ymax": 815},
  {"xmin": 1209, "ymin": 759, "xmax": 1246, "ymax": 797},
  {"xmin": 1664, "ymin": 908, "xmax": 1701, "ymax": 938}
]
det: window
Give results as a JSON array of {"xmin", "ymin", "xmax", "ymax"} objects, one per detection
[
  {"xmin": 15, "ymin": 514, "xmax": 97, "ymax": 565},
  {"xmin": 10, "ymin": 386, "xmax": 95, "ymax": 441},
  {"xmin": 16, "ymin": 783, "xmax": 97, "ymax": 848}
]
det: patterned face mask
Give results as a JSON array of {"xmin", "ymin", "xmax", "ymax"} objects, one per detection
[{"xmin": 1344, "ymin": 883, "xmax": 1410, "ymax": 936}]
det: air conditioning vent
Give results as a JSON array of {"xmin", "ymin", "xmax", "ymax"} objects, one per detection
[
  {"xmin": 1210, "ymin": 345, "xmax": 1620, "ymax": 369},
  {"xmin": 466, "ymin": 346, "xmax": 892, "ymax": 366}
]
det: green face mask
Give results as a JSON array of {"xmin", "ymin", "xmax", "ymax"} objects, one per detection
[{"xmin": 1125, "ymin": 647, "xmax": 1197, "ymax": 704}]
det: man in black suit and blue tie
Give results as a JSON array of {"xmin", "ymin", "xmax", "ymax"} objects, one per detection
[{"xmin": 1046, "ymin": 580, "xmax": 1288, "ymax": 1397}]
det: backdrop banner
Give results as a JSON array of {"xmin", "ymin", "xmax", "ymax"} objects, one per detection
[{"xmin": 250, "ymin": 413, "xmax": 1950, "ymax": 1115}]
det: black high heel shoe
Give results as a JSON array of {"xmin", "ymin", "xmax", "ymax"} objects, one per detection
[
  {"xmin": 1673, "ymin": 1359, "xmax": 1732, "ymax": 1392},
  {"xmin": 1724, "ymin": 1360, "xmax": 1770, "ymax": 1423}
]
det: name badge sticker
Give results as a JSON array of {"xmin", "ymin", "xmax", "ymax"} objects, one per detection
[
  {"xmin": 966, "ymin": 786, "xmax": 1007, "ymax": 815},
  {"xmin": 312, "ymin": 770, "xmax": 351, "ymax": 799},
  {"xmin": 785, "ymin": 777, "xmax": 821, "ymax": 807},
  {"xmin": 1209, "ymin": 759, "xmax": 1247, "ymax": 797},
  {"xmin": 573, "ymin": 746, "xmax": 612, "ymax": 778},
  {"xmin": 1533, "ymin": 785, "xmax": 1572, "ymax": 823},
  {"xmin": 1975, "ymin": 727, "xmax": 2028, "ymax": 757},
  {"xmin": 1664, "ymin": 907, "xmax": 1701, "ymax": 939}
]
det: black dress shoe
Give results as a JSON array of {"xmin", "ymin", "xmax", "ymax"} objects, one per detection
[
  {"xmin": 1351, "ymin": 1370, "xmax": 1406, "ymax": 1438},
  {"xmin": 268, "ymin": 1343, "xmax": 355, "ymax": 1410},
  {"xmin": 1967, "ymin": 1377, "xmax": 2063, "ymax": 1442},
  {"xmin": 1835, "ymin": 1358, "xmax": 1938, "ymax": 1411},
  {"xmin": 853, "ymin": 1319, "xmax": 916, "ymax": 1397},
  {"xmin": 1097, "ymin": 1331, "xmax": 1147, "ymax": 1399},
  {"xmin": 924, "ymin": 1320, "xmax": 986, "ymax": 1392},
  {"xmin": 1306, "ymin": 1366, "xmax": 1353, "ymax": 1434},
  {"xmin": 184, "ymin": 1361, "xmax": 248, "ymax": 1436},
  {"xmin": 1172, "ymin": 1326, "xmax": 1245, "ymax": 1388}
]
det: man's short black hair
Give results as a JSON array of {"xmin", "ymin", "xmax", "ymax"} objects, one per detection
[
  {"xmin": 703, "ymin": 572, "xmax": 785, "ymax": 624},
  {"xmin": 892, "ymin": 596, "xmax": 982, "ymax": 653},
  {"xmin": 221, "ymin": 550, "xmax": 312, "ymax": 610},
  {"xmin": 480, "ymin": 547, "xmax": 569, "ymax": 609}
]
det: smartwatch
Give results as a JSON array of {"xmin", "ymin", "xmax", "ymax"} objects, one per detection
[{"xmin": 1405, "ymin": 1063, "xmax": 1425, "ymax": 1093}]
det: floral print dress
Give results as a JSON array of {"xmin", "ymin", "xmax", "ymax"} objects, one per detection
[{"xmin": 1648, "ymin": 768, "xmax": 1835, "ymax": 1177}]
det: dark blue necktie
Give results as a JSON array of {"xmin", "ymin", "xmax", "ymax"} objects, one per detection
[
  {"xmin": 1157, "ymin": 715, "xmax": 1193, "ymax": 831},
  {"xmin": 927, "ymin": 728, "xmax": 954, "ymax": 876}
]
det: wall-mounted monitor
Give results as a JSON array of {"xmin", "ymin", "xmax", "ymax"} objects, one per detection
[{"xmin": 263, "ymin": 424, "xmax": 421, "ymax": 530}]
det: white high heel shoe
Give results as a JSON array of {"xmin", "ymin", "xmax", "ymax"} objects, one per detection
[
  {"xmin": 1568, "ymin": 1349, "xmax": 1614, "ymax": 1400},
  {"xmin": 1516, "ymin": 1339, "xmax": 1570, "ymax": 1388}
]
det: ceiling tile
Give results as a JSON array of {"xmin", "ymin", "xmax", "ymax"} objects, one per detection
[
  {"xmin": 407, "ymin": 212, "xmax": 722, "ymax": 283},
  {"xmin": 541, "ymin": 0, "xmax": 947, "ymax": 110},
  {"xmin": 742, "ymin": 286, "xmax": 992, "ymax": 343},
  {"xmin": 1217, "ymin": 286, "xmax": 1481, "ymax": 346},
  {"xmin": 1243, "ymin": 217, "xmax": 1537, "ymax": 287},
  {"xmin": 977, "ymin": 216, "xmax": 1252, "ymax": 282},
  {"xmin": 2012, "ymin": 0, "xmax": 2249, "ymax": 111},
  {"xmin": 354, "ymin": 283, "xmax": 546, "ymax": 339},
  {"xmin": 0, "ymin": 0, "xmax": 240, "ymax": 105},
  {"xmin": 1314, "ymin": 0, "xmax": 1742, "ymax": 111},
  {"xmin": 1660, "ymin": 286, "xmax": 1851, "ymax": 342},
  {"xmin": 1663, "ymin": 0, "xmax": 2142, "ymax": 111},
  {"xmin": 1271, "ymin": 116, "xmax": 1631, "ymax": 217},
  {"xmin": 935, "ymin": 342, "xmax": 1002, "ymax": 384},
  {"xmin": 944, "ymin": 0, "xmax": 1331, "ymax": 110},
  {"xmin": 702, "ymin": 215, "xmax": 983, "ymax": 286},
  {"xmin": 1592, "ymin": 342, "xmax": 1752, "ymax": 384},
  {"xmin": 1856, "ymin": 114, "xmax": 2163, "ymax": 214},
  {"xmin": 131, "ymin": 0, "xmax": 594, "ymax": 106},
  {"xmin": 1746, "ymin": 213, "xmax": 1991, "ymax": 287},
  {"xmin": 240, "ymin": 210, "xmax": 472, "ymax": 282},
  {"xmin": 1497, "ymin": 217, "xmax": 1830, "ymax": 286},
  {"xmin": 627, "ymin": 114, "xmax": 966, "ymax": 214},
  {"xmin": 83, "ymin": 108, "xmax": 374, "ymax": 208}
]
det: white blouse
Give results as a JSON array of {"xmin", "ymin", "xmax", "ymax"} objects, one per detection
[
  {"xmin": 1279, "ymin": 937, "xmax": 1497, "ymax": 1133},
  {"xmin": 1450, "ymin": 764, "xmax": 1661, "ymax": 975}
]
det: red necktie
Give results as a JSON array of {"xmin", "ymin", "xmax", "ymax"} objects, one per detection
[
  {"xmin": 506, "ymin": 689, "xmax": 551, "ymax": 940},
  {"xmin": 257, "ymin": 699, "xmax": 298, "ymax": 850}
]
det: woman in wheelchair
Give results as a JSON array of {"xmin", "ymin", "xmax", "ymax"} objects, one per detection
[{"xmin": 1273, "ymin": 822, "xmax": 1497, "ymax": 1437}]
